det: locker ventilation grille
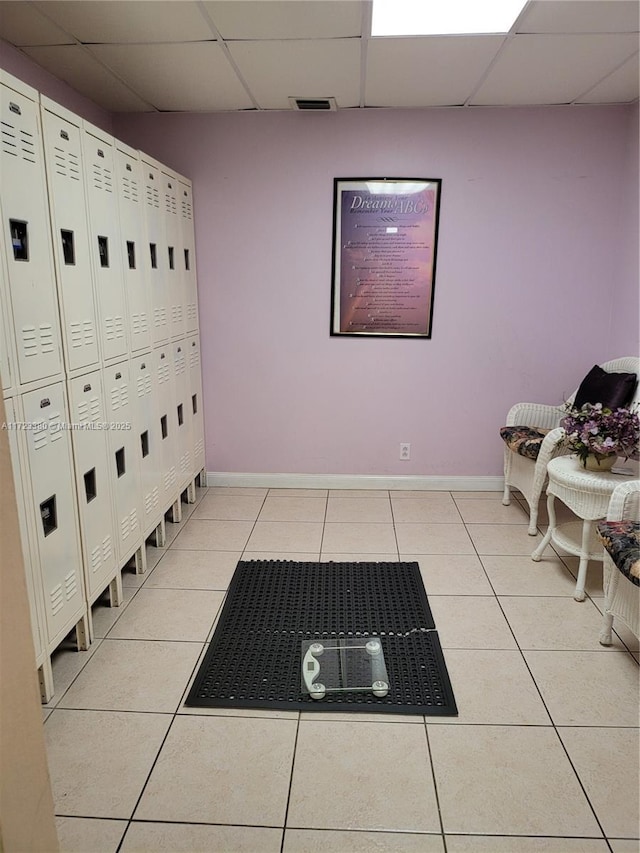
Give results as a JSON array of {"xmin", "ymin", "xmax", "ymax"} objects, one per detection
[
  {"xmin": 102, "ymin": 537, "xmax": 113, "ymax": 563},
  {"xmin": 53, "ymin": 146, "xmax": 80, "ymax": 180},
  {"xmin": 92, "ymin": 164, "xmax": 113, "ymax": 193},
  {"xmin": 1, "ymin": 122, "xmax": 38, "ymax": 163},
  {"xmin": 165, "ymin": 193, "xmax": 177, "ymax": 216},
  {"xmin": 181, "ymin": 199, "xmax": 193, "ymax": 221},
  {"xmin": 146, "ymin": 186, "xmax": 160, "ymax": 208},
  {"xmin": 50, "ymin": 584, "xmax": 64, "ymax": 616},
  {"xmin": 122, "ymin": 175, "xmax": 139, "ymax": 203}
]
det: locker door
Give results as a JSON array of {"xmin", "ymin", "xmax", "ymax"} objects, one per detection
[
  {"xmin": 0, "ymin": 72, "xmax": 63, "ymax": 385},
  {"xmin": 102, "ymin": 361, "xmax": 142, "ymax": 561},
  {"xmin": 141, "ymin": 156, "xmax": 169, "ymax": 345},
  {"xmin": 19, "ymin": 383, "xmax": 85, "ymax": 648},
  {"xmin": 0, "ymin": 225, "xmax": 16, "ymax": 394},
  {"xmin": 67, "ymin": 371, "xmax": 117, "ymax": 600},
  {"xmin": 179, "ymin": 178, "xmax": 199, "ymax": 333},
  {"xmin": 41, "ymin": 100, "xmax": 100, "ymax": 373},
  {"xmin": 131, "ymin": 353, "xmax": 161, "ymax": 532},
  {"xmin": 153, "ymin": 345, "xmax": 177, "ymax": 505},
  {"xmin": 187, "ymin": 335, "xmax": 205, "ymax": 476},
  {"xmin": 116, "ymin": 143, "xmax": 151, "ymax": 354},
  {"xmin": 82, "ymin": 123, "xmax": 127, "ymax": 363},
  {"xmin": 3, "ymin": 395, "xmax": 46, "ymax": 664},
  {"xmin": 162, "ymin": 168, "xmax": 184, "ymax": 340},
  {"xmin": 172, "ymin": 340, "xmax": 192, "ymax": 488}
]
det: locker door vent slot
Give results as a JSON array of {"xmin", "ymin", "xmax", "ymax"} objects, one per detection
[
  {"xmin": 115, "ymin": 447, "xmax": 126, "ymax": 478},
  {"xmin": 9, "ymin": 220, "xmax": 28, "ymax": 261},
  {"xmin": 127, "ymin": 240, "xmax": 136, "ymax": 269},
  {"xmin": 84, "ymin": 468, "xmax": 97, "ymax": 503},
  {"xmin": 184, "ymin": 248, "xmax": 190, "ymax": 270},
  {"xmin": 161, "ymin": 415, "xmax": 168, "ymax": 439},
  {"xmin": 141, "ymin": 430, "xmax": 149, "ymax": 458},
  {"xmin": 40, "ymin": 495, "xmax": 57, "ymax": 537},
  {"xmin": 61, "ymin": 229, "xmax": 75, "ymax": 264},
  {"xmin": 177, "ymin": 403, "xmax": 184, "ymax": 426},
  {"xmin": 150, "ymin": 243, "xmax": 157, "ymax": 268},
  {"xmin": 192, "ymin": 393, "xmax": 198, "ymax": 415},
  {"xmin": 98, "ymin": 235, "xmax": 109, "ymax": 267},
  {"xmin": 168, "ymin": 246, "xmax": 175, "ymax": 270}
]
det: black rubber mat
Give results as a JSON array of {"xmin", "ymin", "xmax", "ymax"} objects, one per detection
[{"xmin": 186, "ymin": 561, "xmax": 458, "ymax": 715}]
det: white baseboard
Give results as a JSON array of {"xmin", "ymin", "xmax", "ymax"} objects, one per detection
[{"xmin": 206, "ymin": 472, "xmax": 504, "ymax": 492}]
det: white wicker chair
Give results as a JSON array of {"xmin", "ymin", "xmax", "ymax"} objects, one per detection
[
  {"xmin": 598, "ymin": 480, "xmax": 640, "ymax": 646},
  {"xmin": 501, "ymin": 357, "xmax": 640, "ymax": 536}
]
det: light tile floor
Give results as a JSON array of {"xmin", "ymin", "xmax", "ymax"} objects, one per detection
[{"xmin": 43, "ymin": 487, "xmax": 639, "ymax": 853}]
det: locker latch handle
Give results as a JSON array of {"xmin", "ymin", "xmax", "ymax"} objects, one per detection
[{"xmin": 9, "ymin": 102, "xmax": 21, "ymax": 115}]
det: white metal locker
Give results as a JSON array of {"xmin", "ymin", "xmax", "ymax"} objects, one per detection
[
  {"xmin": 3, "ymin": 394, "xmax": 51, "ymax": 696},
  {"xmin": 115, "ymin": 142, "xmax": 151, "ymax": 354},
  {"xmin": 41, "ymin": 98, "xmax": 100, "ymax": 374},
  {"xmin": 141, "ymin": 155, "xmax": 169, "ymax": 346},
  {"xmin": 153, "ymin": 344, "xmax": 177, "ymax": 505},
  {"xmin": 67, "ymin": 370, "xmax": 118, "ymax": 602},
  {"xmin": 187, "ymin": 335, "xmax": 205, "ymax": 477},
  {"xmin": 178, "ymin": 177, "xmax": 199, "ymax": 333},
  {"xmin": 172, "ymin": 339, "xmax": 192, "ymax": 488},
  {"xmin": 102, "ymin": 360, "xmax": 142, "ymax": 562},
  {"xmin": 0, "ymin": 71, "xmax": 63, "ymax": 386},
  {"xmin": 82, "ymin": 122, "xmax": 128, "ymax": 364},
  {"xmin": 19, "ymin": 382, "xmax": 87, "ymax": 650},
  {"xmin": 0, "ymin": 224, "xmax": 16, "ymax": 394},
  {"xmin": 131, "ymin": 353, "xmax": 162, "ymax": 533},
  {"xmin": 162, "ymin": 167, "xmax": 184, "ymax": 340}
]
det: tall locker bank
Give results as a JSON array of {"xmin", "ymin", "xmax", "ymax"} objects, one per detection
[
  {"xmin": 0, "ymin": 67, "xmax": 205, "ymax": 700},
  {"xmin": 0, "ymin": 72, "xmax": 63, "ymax": 387}
]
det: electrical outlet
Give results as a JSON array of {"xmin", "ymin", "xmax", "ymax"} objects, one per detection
[{"xmin": 400, "ymin": 442, "xmax": 411, "ymax": 460}]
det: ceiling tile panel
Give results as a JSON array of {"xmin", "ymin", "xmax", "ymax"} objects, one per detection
[
  {"xmin": 203, "ymin": 0, "xmax": 363, "ymax": 39},
  {"xmin": 229, "ymin": 38, "xmax": 360, "ymax": 108},
  {"xmin": 576, "ymin": 52, "xmax": 640, "ymax": 103},
  {"xmin": 472, "ymin": 33, "xmax": 639, "ymax": 105},
  {"xmin": 0, "ymin": 2, "xmax": 75, "ymax": 46},
  {"xmin": 90, "ymin": 42, "xmax": 254, "ymax": 111},
  {"xmin": 22, "ymin": 44, "xmax": 154, "ymax": 111},
  {"xmin": 519, "ymin": 0, "xmax": 639, "ymax": 34},
  {"xmin": 366, "ymin": 36, "xmax": 504, "ymax": 107},
  {"xmin": 34, "ymin": 0, "xmax": 213, "ymax": 43}
]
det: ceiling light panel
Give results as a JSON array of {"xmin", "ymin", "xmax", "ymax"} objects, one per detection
[
  {"xmin": 576, "ymin": 52, "xmax": 639, "ymax": 103},
  {"xmin": 0, "ymin": 2, "xmax": 74, "ymax": 46},
  {"xmin": 471, "ymin": 33, "xmax": 639, "ymax": 104},
  {"xmin": 366, "ymin": 35, "xmax": 505, "ymax": 107},
  {"xmin": 372, "ymin": 0, "xmax": 527, "ymax": 35},
  {"xmin": 90, "ymin": 42, "xmax": 254, "ymax": 111},
  {"xmin": 518, "ymin": 1, "xmax": 640, "ymax": 34},
  {"xmin": 228, "ymin": 38, "xmax": 360, "ymax": 109},
  {"xmin": 34, "ymin": 0, "xmax": 213, "ymax": 44},
  {"xmin": 22, "ymin": 44, "xmax": 153, "ymax": 111},
  {"xmin": 203, "ymin": 0, "xmax": 363, "ymax": 39}
]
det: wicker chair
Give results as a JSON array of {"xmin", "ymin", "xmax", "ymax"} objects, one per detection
[
  {"xmin": 501, "ymin": 357, "xmax": 640, "ymax": 536},
  {"xmin": 598, "ymin": 480, "xmax": 640, "ymax": 646}
]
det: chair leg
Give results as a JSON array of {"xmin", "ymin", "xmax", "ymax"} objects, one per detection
[
  {"xmin": 527, "ymin": 502, "xmax": 539, "ymax": 536},
  {"xmin": 599, "ymin": 611, "xmax": 613, "ymax": 646},
  {"xmin": 502, "ymin": 484, "xmax": 511, "ymax": 506}
]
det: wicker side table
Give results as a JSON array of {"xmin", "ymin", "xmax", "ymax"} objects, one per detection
[{"xmin": 531, "ymin": 455, "xmax": 638, "ymax": 601}]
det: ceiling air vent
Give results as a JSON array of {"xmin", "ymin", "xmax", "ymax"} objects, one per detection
[{"xmin": 289, "ymin": 97, "xmax": 337, "ymax": 111}]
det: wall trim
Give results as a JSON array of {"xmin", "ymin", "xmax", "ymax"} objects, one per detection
[{"xmin": 207, "ymin": 472, "xmax": 504, "ymax": 492}]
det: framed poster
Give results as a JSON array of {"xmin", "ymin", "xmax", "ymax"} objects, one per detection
[{"xmin": 331, "ymin": 177, "xmax": 442, "ymax": 338}]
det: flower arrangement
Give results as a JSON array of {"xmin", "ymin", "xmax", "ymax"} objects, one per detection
[{"xmin": 559, "ymin": 402, "xmax": 640, "ymax": 467}]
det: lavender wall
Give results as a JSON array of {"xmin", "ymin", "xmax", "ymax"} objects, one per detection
[
  {"xmin": 115, "ymin": 105, "xmax": 638, "ymax": 478},
  {"xmin": 1, "ymin": 41, "xmax": 112, "ymax": 132}
]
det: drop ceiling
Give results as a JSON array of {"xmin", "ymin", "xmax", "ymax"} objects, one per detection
[{"xmin": 0, "ymin": 0, "xmax": 637, "ymax": 113}]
